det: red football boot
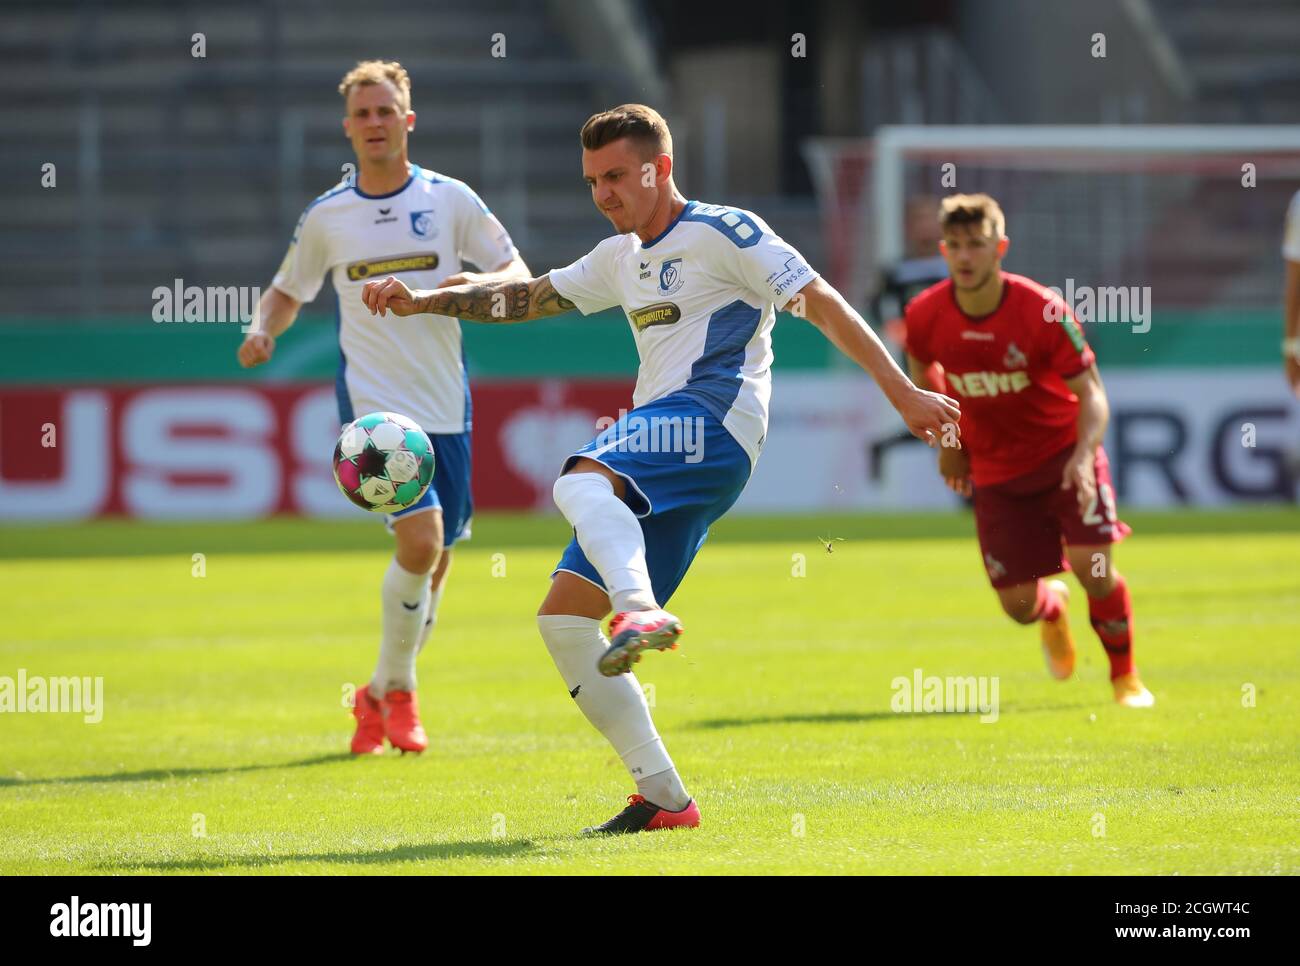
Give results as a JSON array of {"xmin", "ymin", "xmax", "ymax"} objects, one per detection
[
  {"xmin": 599, "ymin": 609, "xmax": 683, "ymax": 677},
  {"xmin": 381, "ymin": 690, "xmax": 428, "ymax": 753},
  {"xmin": 582, "ymin": 794, "xmax": 701, "ymax": 835},
  {"xmin": 350, "ymin": 686, "xmax": 385, "ymax": 755}
]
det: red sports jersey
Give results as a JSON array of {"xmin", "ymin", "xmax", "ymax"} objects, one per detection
[{"xmin": 904, "ymin": 272, "xmax": 1095, "ymax": 486}]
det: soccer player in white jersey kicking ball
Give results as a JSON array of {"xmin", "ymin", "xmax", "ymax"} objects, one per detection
[
  {"xmin": 238, "ymin": 61, "xmax": 529, "ymax": 755},
  {"xmin": 362, "ymin": 105, "xmax": 959, "ymax": 831}
]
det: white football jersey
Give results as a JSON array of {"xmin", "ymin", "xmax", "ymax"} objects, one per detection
[
  {"xmin": 548, "ymin": 200, "xmax": 818, "ymax": 465},
  {"xmin": 272, "ymin": 164, "xmax": 518, "ymax": 432},
  {"xmin": 1285, "ymin": 189, "xmax": 1300, "ymax": 263}
]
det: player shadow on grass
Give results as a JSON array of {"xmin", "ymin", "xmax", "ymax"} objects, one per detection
[
  {"xmin": 688, "ymin": 703, "xmax": 1094, "ymax": 729},
  {"xmin": 95, "ymin": 839, "xmax": 537, "ymax": 873},
  {"xmin": 0, "ymin": 752, "xmax": 355, "ymax": 787}
]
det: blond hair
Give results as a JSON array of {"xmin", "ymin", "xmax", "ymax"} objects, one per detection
[
  {"xmin": 939, "ymin": 193, "xmax": 1006, "ymax": 239},
  {"xmin": 338, "ymin": 60, "xmax": 412, "ymax": 113}
]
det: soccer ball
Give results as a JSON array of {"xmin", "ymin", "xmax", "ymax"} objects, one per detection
[{"xmin": 332, "ymin": 412, "xmax": 435, "ymax": 513}]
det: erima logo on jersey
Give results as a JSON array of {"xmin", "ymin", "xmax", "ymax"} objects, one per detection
[
  {"xmin": 629, "ymin": 302, "xmax": 682, "ymax": 331},
  {"xmin": 346, "ymin": 253, "xmax": 439, "ymax": 281},
  {"xmin": 947, "ymin": 370, "xmax": 1031, "ymax": 398}
]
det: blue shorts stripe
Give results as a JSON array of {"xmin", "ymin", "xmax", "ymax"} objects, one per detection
[
  {"xmin": 386, "ymin": 430, "xmax": 473, "ymax": 547},
  {"xmin": 334, "ymin": 294, "xmax": 354, "ymax": 424},
  {"xmin": 552, "ymin": 393, "xmax": 750, "ymax": 606}
]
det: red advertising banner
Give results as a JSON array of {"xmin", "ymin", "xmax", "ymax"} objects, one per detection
[
  {"xmin": 4, "ymin": 371, "xmax": 1297, "ymax": 519},
  {"xmin": 0, "ymin": 381, "xmax": 636, "ymax": 520},
  {"xmin": 471, "ymin": 379, "xmax": 638, "ymax": 510}
]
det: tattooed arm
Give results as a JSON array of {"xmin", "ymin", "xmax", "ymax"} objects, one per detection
[{"xmin": 360, "ymin": 273, "xmax": 575, "ymax": 324}]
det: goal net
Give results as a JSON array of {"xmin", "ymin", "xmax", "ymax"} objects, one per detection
[{"xmin": 803, "ymin": 126, "xmax": 1300, "ymax": 317}]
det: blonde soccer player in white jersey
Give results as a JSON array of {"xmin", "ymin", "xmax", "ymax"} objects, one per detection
[
  {"xmin": 362, "ymin": 105, "xmax": 958, "ymax": 831},
  {"xmin": 238, "ymin": 61, "xmax": 530, "ymax": 755}
]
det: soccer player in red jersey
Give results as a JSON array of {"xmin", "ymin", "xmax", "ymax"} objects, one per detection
[{"xmin": 904, "ymin": 193, "xmax": 1154, "ymax": 706}]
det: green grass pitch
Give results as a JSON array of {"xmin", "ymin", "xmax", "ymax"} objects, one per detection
[{"xmin": 1, "ymin": 510, "xmax": 1297, "ymax": 875}]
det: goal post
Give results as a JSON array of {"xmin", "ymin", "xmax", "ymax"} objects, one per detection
[{"xmin": 806, "ymin": 126, "xmax": 1300, "ymax": 315}]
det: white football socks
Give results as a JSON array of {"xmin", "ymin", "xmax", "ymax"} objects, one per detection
[
  {"xmin": 551, "ymin": 472, "xmax": 657, "ymax": 614},
  {"xmin": 371, "ymin": 558, "xmax": 433, "ymax": 698},
  {"xmin": 537, "ymin": 614, "xmax": 690, "ymax": 810},
  {"xmin": 415, "ymin": 585, "xmax": 444, "ymax": 657}
]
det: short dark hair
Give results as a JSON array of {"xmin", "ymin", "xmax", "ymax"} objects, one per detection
[
  {"xmin": 939, "ymin": 193, "xmax": 1006, "ymax": 239},
  {"xmin": 580, "ymin": 104, "xmax": 672, "ymax": 158}
]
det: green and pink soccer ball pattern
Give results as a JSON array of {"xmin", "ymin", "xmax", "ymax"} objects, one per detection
[{"xmin": 332, "ymin": 412, "xmax": 435, "ymax": 513}]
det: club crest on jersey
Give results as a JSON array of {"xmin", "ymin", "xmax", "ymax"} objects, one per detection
[
  {"xmin": 658, "ymin": 258, "xmax": 685, "ymax": 296},
  {"xmin": 1003, "ymin": 342, "xmax": 1028, "ymax": 369},
  {"xmin": 409, "ymin": 210, "xmax": 438, "ymax": 240}
]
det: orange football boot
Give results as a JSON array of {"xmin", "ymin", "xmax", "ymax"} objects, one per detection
[
  {"xmin": 350, "ymin": 686, "xmax": 385, "ymax": 755},
  {"xmin": 381, "ymin": 690, "xmax": 428, "ymax": 753},
  {"xmin": 1040, "ymin": 579, "xmax": 1076, "ymax": 680},
  {"xmin": 1112, "ymin": 672, "xmax": 1156, "ymax": 707}
]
